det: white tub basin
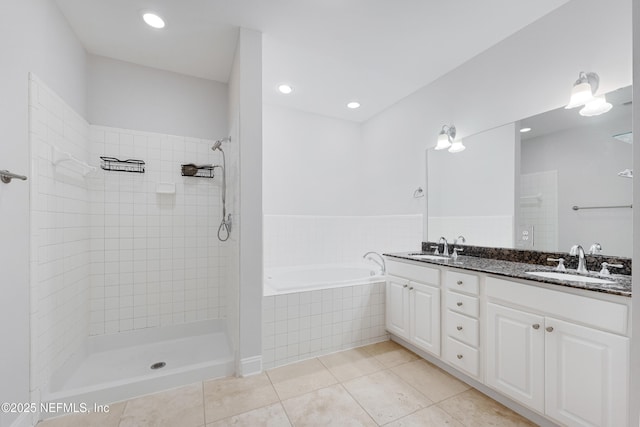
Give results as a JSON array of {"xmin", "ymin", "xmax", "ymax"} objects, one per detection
[{"xmin": 525, "ymin": 271, "xmax": 614, "ymax": 284}]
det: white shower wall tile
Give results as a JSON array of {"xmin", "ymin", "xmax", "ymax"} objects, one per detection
[
  {"xmin": 29, "ymin": 75, "xmax": 92, "ymax": 389},
  {"xmin": 263, "ymin": 215, "xmax": 423, "ymax": 268},
  {"xmin": 262, "ymin": 282, "xmax": 388, "ymax": 369},
  {"xmin": 88, "ymin": 126, "xmax": 228, "ymax": 335}
]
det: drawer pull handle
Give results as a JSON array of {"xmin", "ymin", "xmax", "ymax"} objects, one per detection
[
  {"xmin": 546, "ymin": 326, "xmax": 554, "ymax": 332},
  {"xmin": 456, "ymin": 302, "xmax": 463, "ymax": 307},
  {"xmin": 403, "ymin": 284, "xmax": 408, "ymax": 288},
  {"xmin": 456, "ymin": 326, "xmax": 463, "ymax": 331},
  {"xmin": 532, "ymin": 324, "xmax": 540, "ymax": 330},
  {"xmin": 457, "ymin": 280, "xmax": 463, "ymax": 285},
  {"xmin": 456, "ymin": 354, "xmax": 463, "ymax": 359},
  {"xmin": 409, "ymin": 286, "xmax": 414, "ymax": 290}
]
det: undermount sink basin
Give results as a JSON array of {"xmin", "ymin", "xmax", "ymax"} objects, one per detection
[
  {"xmin": 409, "ymin": 254, "xmax": 450, "ymax": 261},
  {"xmin": 525, "ymin": 271, "xmax": 615, "ymax": 284}
]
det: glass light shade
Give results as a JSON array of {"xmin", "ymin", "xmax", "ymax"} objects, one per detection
[
  {"xmin": 448, "ymin": 140, "xmax": 466, "ymax": 153},
  {"xmin": 565, "ymin": 82, "xmax": 594, "ymax": 109},
  {"xmin": 435, "ymin": 132, "xmax": 451, "ymax": 150},
  {"xmin": 278, "ymin": 84, "xmax": 293, "ymax": 94},
  {"xmin": 579, "ymin": 95, "xmax": 613, "ymax": 117},
  {"xmin": 143, "ymin": 13, "xmax": 165, "ymax": 29}
]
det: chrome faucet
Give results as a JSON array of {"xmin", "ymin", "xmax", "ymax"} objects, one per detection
[
  {"xmin": 570, "ymin": 245, "xmax": 588, "ymax": 273},
  {"xmin": 438, "ymin": 236, "xmax": 449, "ymax": 257},
  {"xmin": 363, "ymin": 251, "xmax": 386, "ymax": 274}
]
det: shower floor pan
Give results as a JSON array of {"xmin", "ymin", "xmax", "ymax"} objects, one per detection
[{"xmin": 43, "ymin": 320, "xmax": 234, "ymax": 411}]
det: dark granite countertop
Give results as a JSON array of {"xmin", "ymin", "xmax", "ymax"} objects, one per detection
[{"xmin": 384, "ymin": 252, "xmax": 631, "ymax": 298}]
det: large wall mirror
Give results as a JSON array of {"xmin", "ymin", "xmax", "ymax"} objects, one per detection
[{"xmin": 427, "ymin": 85, "xmax": 632, "ymax": 258}]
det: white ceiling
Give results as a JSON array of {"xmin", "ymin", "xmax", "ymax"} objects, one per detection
[{"xmin": 55, "ymin": 0, "xmax": 571, "ymax": 122}]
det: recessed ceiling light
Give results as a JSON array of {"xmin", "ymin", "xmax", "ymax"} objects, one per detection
[
  {"xmin": 278, "ymin": 84, "xmax": 293, "ymax": 94},
  {"xmin": 142, "ymin": 12, "xmax": 165, "ymax": 29},
  {"xmin": 520, "ymin": 127, "xmax": 532, "ymax": 133},
  {"xmin": 347, "ymin": 101, "xmax": 360, "ymax": 109}
]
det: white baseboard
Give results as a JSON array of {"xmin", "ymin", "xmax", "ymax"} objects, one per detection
[{"xmin": 238, "ymin": 356, "xmax": 262, "ymax": 377}]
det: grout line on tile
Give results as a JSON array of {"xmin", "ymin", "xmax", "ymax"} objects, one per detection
[
  {"xmin": 334, "ymin": 383, "xmax": 380, "ymax": 426},
  {"xmin": 278, "ymin": 401, "xmax": 295, "ymax": 427}
]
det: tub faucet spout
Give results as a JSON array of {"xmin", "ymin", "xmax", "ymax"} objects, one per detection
[{"xmin": 363, "ymin": 251, "xmax": 386, "ymax": 274}]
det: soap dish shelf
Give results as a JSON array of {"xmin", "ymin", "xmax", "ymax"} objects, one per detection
[
  {"xmin": 100, "ymin": 157, "xmax": 145, "ymax": 173},
  {"xmin": 181, "ymin": 164, "xmax": 216, "ymax": 178}
]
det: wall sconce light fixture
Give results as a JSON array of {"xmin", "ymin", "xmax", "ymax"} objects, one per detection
[
  {"xmin": 435, "ymin": 124, "xmax": 465, "ymax": 153},
  {"xmin": 566, "ymin": 71, "xmax": 612, "ymax": 116}
]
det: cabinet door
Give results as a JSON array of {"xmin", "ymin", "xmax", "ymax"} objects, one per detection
[
  {"xmin": 545, "ymin": 317, "xmax": 629, "ymax": 427},
  {"xmin": 486, "ymin": 303, "xmax": 544, "ymax": 413},
  {"xmin": 409, "ymin": 282, "xmax": 440, "ymax": 356},
  {"xmin": 386, "ymin": 277, "xmax": 409, "ymax": 340}
]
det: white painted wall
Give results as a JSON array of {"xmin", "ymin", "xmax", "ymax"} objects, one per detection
[
  {"xmin": 263, "ymin": 104, "xmax": 366, "ymax": 215},
  {"xmin": 235, "ymin": 28, "xmax": 264, "ymax": 376},
  {"xmin": 521, "ymin": 117, "xmax": 633, "ymax": 256},
  {"xmin": 225, "ymin": 35, "xmax": 241, "ymax": 367},
  {"xmin": 87, "ymin": 55, "xmax": 228, "ymax": 140},
  {"xmin": 0, "ymin": 2, "xmax": 85, "ymax": 426},
  {"xmin": 361, "ymin": 0, "xmax": 632, "ymax": 240}
]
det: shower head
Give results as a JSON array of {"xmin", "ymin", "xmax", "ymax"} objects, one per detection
[{"xmin": 212, "ymin": 137, "xmax": 231, "ymax": 151}]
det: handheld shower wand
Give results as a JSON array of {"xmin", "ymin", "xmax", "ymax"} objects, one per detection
[{"xmin": 212, "ymin": 137, "xmax": 232, "ymax": 241}]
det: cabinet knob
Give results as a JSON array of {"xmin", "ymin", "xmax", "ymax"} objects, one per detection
[
  {"xmin": 409, "ymin": 287, "xmax": 414, "ymax": 290},
  {"xmin": 456, "ymin": 302, "xmax": 463, "ymax": 307},
  {"xmin": 403, "ymin": 284, "xmax": 408, "ymax": 288},
  {"xmin": 456, "ymin": 354, "xmax": 463, "ymax": 359},
  {"xmin": 456, "ymin": 326, "xmax": 463, "ymax": 331},
  {"xmin": 457, "ymin": 280, "xmax": 463, "ymax": 285},
  {"xmin": 546, "ymin": 326, "xmax": 554, "ymax": 332},
  {"xmin": 532, "ymin": 324, "xmax": 540, "ymax": 330}
]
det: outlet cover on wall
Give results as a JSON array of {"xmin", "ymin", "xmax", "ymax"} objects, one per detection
[{"xmin": 517, "ymin": 225, "xmax": 534, "ymax": 248}]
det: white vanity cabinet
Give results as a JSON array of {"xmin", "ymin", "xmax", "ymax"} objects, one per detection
[
  {"xmin": 385, "ymin": 260, "xmax": 441, "ymax": 356},
  {"xmin": 384, "ymin": 257, "xmax": 631, "ymax": 427},
  {"xmin": 485, "ymin": 276, "xmax": 630, "ymax": 427}
]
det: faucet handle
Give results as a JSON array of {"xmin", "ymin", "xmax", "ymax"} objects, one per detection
[
  {"xmin": 451, "ymin": 247, "xmax": 463, "ymax": 260},
  {"xmin": 430, "ymin": 245, "xmax": 440, "ymax": 255},
  {"xmin": 547, "ymin": 257, "xmax": 566, "ymax": 271},
  {"xmin": 599, "ymin": 262, "xmax": 623, "ymax": 276}
]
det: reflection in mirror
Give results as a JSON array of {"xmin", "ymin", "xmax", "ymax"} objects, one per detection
[
  {"xmin": 427, "ymin": 86, "xmax": 632, "ymax": 258},
  {"xmin": 519, "ymin": 85, "xmax": 632, "ymax": 257},
  {"xmin": 427, "ymin": 123, "xmax": 518, "ymax": 248}
]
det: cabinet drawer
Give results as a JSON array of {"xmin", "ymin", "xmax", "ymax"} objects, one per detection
[
  {"xmin": 445, "ymin": 337, "xmax": 479, "ymax": 377},
  {"xmin": 446, "ymin": 310, "xmax": 479, "ymax": 347},
  {"xmin": 446, "ymin": 290, "xmax": 479, "ymax": 318},
  {"xmin": 445, "ymin": 271, "xmax": 479, "ymax": 295},
  {"xmin": 386, "ymin": 260, "xmax": 440, "ymax": 285}
]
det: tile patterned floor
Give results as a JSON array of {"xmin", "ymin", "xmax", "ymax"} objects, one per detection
[{"xmin": 38, "ymin": 341, "xmax": 537, "ymax": 427}]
